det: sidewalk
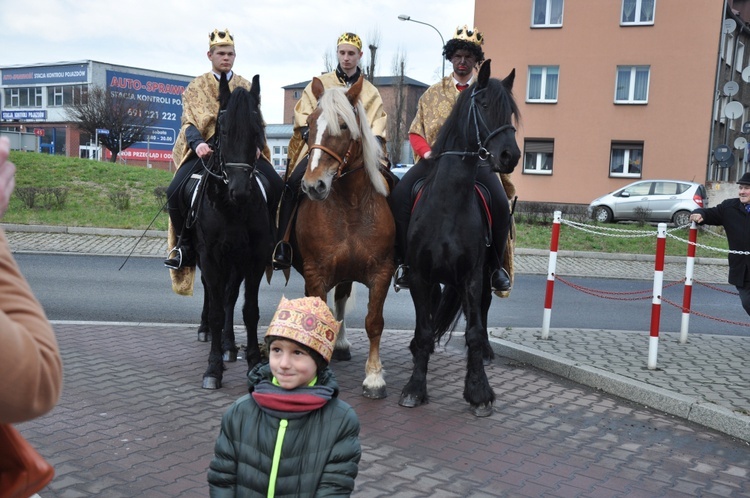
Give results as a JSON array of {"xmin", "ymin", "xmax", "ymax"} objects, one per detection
[{"xmin": 5, "ymin": 223, "xmax": 749, "ymax": 444}]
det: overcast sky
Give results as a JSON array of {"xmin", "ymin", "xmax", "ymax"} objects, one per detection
[{"xmin": 1, "ymin": 0, "xmax": 475, "ymax": 124}]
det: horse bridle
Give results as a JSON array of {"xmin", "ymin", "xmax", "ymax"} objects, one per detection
[
  {"xmin": 438, "ymin": 87, "xmax": 516, "ymax": 162},
  {"xmin": 307, "ymin": 106, "xmax": 365, "ymax": 179},
  {"xmin": 200, "ymin": 111, "xmax": 258, "ymax": 185}
]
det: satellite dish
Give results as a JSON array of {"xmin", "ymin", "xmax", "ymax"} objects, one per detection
[
  {"xmin": 725, "ymin": 101, "xmax": 744, "ymax": 119},
  {"xmin": 743, "ymin": 121, "xmax": 750, "ymax": 134},
  {"xmin": 735, "ymin": 136, "xmax": 747, "ymax": 150},
  {"xmin": 724, "ymin": 81, "xmax": 740, "ymax": 96},
  {"xmin": 743, "ymin": 66, "xmax": 750, "ymax": 83},
  {"xmin": 715, "ymin": 144, "xmax": 732, "ymax": 161},
  {"xmin": 725, "ymin": 18, "xmax": 737, "ymax": 33}
]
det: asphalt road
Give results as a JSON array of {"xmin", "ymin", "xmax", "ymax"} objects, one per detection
[{"xmin": 18, "ymin": 253, "xmax": 748, "ymax": 335}]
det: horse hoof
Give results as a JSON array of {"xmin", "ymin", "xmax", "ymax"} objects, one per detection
[
  {"xmin": 471, "ymin": 402, "xmax": 493, "ymax": 417},
  {"xmin": 332, "ymin": 349, "xmax": 352, "ymax": 361},
  {"xmin": 202, "ymin": 377, "xmax": 221, "ymax": 390},
  {"xmin": 363, "ymin": 386, "xmax": 387, "ymax": 399},
  {"xmin": 223, "ymin": 351, "xmax": 238, "ymax": 362},
  {"xmin": 197, "ymin": 332, "xmax": 208, "ymax": 342},
  {"xmin": 398, "ymin": 393, "xmax": 425, "ymax": 408}
]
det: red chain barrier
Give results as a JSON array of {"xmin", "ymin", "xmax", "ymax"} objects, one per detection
[{"xmin": 660, "ymin": 296, "xmax": 750, "ymax": 327}]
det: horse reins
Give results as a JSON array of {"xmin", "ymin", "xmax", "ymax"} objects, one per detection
[{"xmin": 438, "ymin": 87, "xmax": 515, "ymax": 161}]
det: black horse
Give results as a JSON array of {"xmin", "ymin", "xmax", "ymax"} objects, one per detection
[
  {"xmin": 191, "ymin": 77, "xmax": 277, "ymax": 389},
  {"xmin": 399, "ymin": 61, "xmax": 521, "ymax": 416}
]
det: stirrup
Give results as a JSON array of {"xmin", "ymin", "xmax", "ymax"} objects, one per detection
[
  {"xmin": 272, "ymin": 241, "xmax": 293, "ymax": 270},
  {"xmin": 393, "ymin": 264, "xmax": 410, "ymax": 292},
  {"xmin": 164, "ymin": 246, "xmax": 184, "ymax": 270},
  {"xmin": 491, "ymin": 267, "xmax": 511, "ymax": 294}
]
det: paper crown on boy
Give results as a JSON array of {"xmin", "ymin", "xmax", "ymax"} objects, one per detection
[
  {"xmin": 452, "ymin": 25, "xmax": 484, "ymax": 46},
  {"xmin": 337, "ymin": 32, "xmax": 362, "ymax": 50},
  {"xmin": 265, "ymin": 296, "xmax": 341, "ymax": 363},
  {"xmin": 209, "ymin": 28, "xmax": 234, "ymax": 48}
]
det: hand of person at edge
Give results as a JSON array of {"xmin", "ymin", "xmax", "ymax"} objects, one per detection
[{"xmin": 0, "ymin": 136, "xmax": 16, "ymax": 219}]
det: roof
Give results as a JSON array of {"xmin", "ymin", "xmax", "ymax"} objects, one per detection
[
  {"xmin": 265, "ymin": 123, "xmax": 293, "ymax": 138},
  {"xmin": 283, "ymin": 75, "xmax": 429, "ymax": 90}
]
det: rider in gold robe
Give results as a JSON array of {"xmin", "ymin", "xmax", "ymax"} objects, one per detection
[
  {"xmin": 390, "ymin": 25, "xmax": 516, "ymax": 297},
  {"xmin": 164, "ymin": 29, "xmax": 283, "ymax": 294},
  {"xmin": 272, "ymin": 32, "xmax": 390, "ymax": 270}
]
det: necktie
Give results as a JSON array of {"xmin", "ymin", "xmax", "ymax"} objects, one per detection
[{"xmin": 456, "ymin": 84, "xmax": 469, "ymax": 92}]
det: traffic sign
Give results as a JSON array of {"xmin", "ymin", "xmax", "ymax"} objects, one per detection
[{"xmin": 96, "ymin": 128, "xmax": 110, "ymax": 135}]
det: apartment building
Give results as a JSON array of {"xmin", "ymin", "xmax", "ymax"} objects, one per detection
[{"xmin": 475, "ymin": 0, "xmax": 746, "ymax": 206}]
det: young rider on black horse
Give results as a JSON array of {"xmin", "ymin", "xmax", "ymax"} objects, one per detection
[
  {"xmin": 272, "ymin": 32, "xmax": 394, "ymax": 270},
  {"xmin": 164, "ymin": 28, "xmax": 283, "ymax": 270},
  {"xmin": 389, "ymin": 25, "xmax": 515, "ymax": 296}
]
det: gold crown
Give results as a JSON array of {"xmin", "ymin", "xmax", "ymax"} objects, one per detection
[
  {"xmin": 453, "ymin": 25, "xmax": 483, "ymax": 46},
  {"xmin": 265, "ymin": 296, "xmax": 341, "ymax": 363},
  {"xmin": 337, "ymin": 32, "xmax": 362, "ymax": 50},
  {"xmin": 209, "ymin": 28, "xmax": 234, "ymax": 48}
]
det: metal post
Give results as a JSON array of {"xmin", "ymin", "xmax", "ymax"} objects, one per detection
[{"xmin": 397, "ymin": 15, "xmax": 446, "ymax": 78}]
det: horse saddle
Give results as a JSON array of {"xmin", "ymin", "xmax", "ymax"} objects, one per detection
[{"xmin": 411, "ymin": 179, "xmax": 493, "ymax": 246}]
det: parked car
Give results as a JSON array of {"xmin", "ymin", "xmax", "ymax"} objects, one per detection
[
  {"xmin": 588, "ymin": 179, "xmax": 707, "ymax": 226},
  {"xmin": 392, "ymin": 163, "xmax": 414, "ymax": 179}
]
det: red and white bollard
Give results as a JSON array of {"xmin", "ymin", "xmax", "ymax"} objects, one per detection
[
  {"xmin": 541, "ymin": 211, "xmax": 561, "ymax": 340},
  {"xmin": 648, "ymin": 223, "xmax": 667, "ymax": 370},
  {"xmin": 679, "ymin": 222, "xmax": 698, "ymax": 344}
]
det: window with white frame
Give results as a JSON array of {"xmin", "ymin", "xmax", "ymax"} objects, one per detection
[
  {"xmin": 523, "ymin": 139, "xmax": 554, "ymax": 175},
  {"xmin": 621, "ymin": 0, "xmax": 655, "ymax": 25},
  {"xmin": 610, "ymin": 142, "xmax": 643, "ymax": 177},
  {"xmin": 3, "ymin": 87, "xmax": 43, "ymax": 108},
  {"xmin": 527, "ymin": 66, "xmax": 559, "ymax": 102},
  {"xmin": 615, "ymin": 66, "xmax": 649, "ymax": 103},
  {"xmin": 725, "ymin": 33, "xmax": 735, "ymax": 66},
  {"xmin": 47, "ymin": 85, "xmax": 87, "ymax": 107},
  {"xmin": 531, "ymin": 0, "xmax": 563, "ymax": 27}
]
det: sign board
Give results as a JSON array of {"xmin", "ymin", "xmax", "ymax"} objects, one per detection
[
  {"xmin": 33, "ymin": 128, "xmax": 45, "ymax": 137},
  {"xmin": 1, "ymin": 110, "xmax": 47, "ymax": 121},
  {"xmin": 96, "ymin": 128, "xmax": 110, "ymax": 135}
]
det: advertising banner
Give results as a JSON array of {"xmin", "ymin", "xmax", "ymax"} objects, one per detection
[
  {"xmin": 2, "ymin": 64, "xmax": 88, "ymax": 85},
  {"xmin": 106, "ymin": 70, "xmax": 187, "ymax": 162}
]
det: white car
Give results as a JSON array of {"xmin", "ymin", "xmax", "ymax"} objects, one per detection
[{"xmin": 588, "ymin": 179, "xmax": 708, "ymax": 226}]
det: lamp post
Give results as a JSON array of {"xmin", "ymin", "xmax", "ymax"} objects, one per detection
[{"xmin": 397, "ymin": 15, "xmax": 445, "ymax": 78}]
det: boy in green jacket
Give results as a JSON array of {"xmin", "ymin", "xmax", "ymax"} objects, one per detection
[{"xmin": 208, "ymin": 296, "xmax": 361, "ymax": 497}]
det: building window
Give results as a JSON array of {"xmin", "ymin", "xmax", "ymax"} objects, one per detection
[
  {"xmin": 293, "ymin": 90, "xmax": 302, "ymax": 99},
  {"xmin": 273, "ymin": 146, "xmax": 281, "ymax": 155},
  {"xmin": 621, "ymin": 0, "xmax": 655, "ymax": 25},
  {"xmin": 523, "ymin": 139, "xmax": 554, "ymax": 175},
  {"xmin": 527, "ymin": 66, "xmax": 559, "ymax": 103},
  {"xmin": 3, "ymin": 87, "xmax": 43, "ymax": 108},
  {"xmin": 725, "ymin": 33, "xmax": 735, "ymax": 66},
  {"xmin": 736, "ymin": 41, "xmax": 745, "ymax": 73},
  {"xmin": 46, "ymin": 85, "xmax": 87, "ymax": 107},
  {"xmin": 615, "ymin": 66, "xmax": 649, "ymax": 103},
  {"xmin": 610, "ymin": 142, "xmax": 643, "ymax": 177},
  {"xmin": 531, "ymin": 0, "xmax": 563, "ymax": 27}
]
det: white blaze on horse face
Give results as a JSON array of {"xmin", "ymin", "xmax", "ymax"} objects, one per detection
[{"xmin": 309, "ymin": 114, "xmax": 329, "ymax": 172}]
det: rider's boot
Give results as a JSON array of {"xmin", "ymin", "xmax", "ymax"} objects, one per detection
[
  {"xmin": 490, "ymin": 266, "xmax": 511, "ymax": 294},
  {"xmin": 393, "ymin": 264, "xmax": 410, "ymax": 292},
  {"xmin": 164, "ymin": 231, "xmax": 195, "ymax": 270},
  {"xmin": 272, "ymin": 185, "xmax": 296, "ymax": 270}
]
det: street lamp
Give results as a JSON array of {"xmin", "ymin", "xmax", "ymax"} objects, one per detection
[{"xmin": 397, "ymin": 15, "xmax": 445, "ymax": 78}]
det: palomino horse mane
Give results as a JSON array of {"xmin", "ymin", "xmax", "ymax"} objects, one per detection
[{"xmin": 314, "ymin": 81, "xmax": 388, "ymax": 197}]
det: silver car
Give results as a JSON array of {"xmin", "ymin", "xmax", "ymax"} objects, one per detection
[{"xmin": 588, "ymin": 179, "xmax": 707, "ymax": 226}]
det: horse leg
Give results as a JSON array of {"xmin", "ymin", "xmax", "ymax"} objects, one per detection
[
  {"xmin": 480, "ymin": 268, "xmax": 495, "ymax": 366},
  {"xmin": 332, "ymin": 283, "xmax": 352, "ymax": 361},
  {"xmin": 361, "ymin": 274, "xmax": 389, "ymax": 399},
  {"xmin": 463, "ymin": 279, "xmax": 496, "ymax": 416},
  {"xmin": 197, "ymin": 274, "xmax": 210, "ymax": 342},
  {"xmin": 399, "ymin": 277, "xmax": 433, "ymax": 408},
  {"xmin": 202, "ymin": 273, "xmax": 226, "ymax": 390},
  {"xmin": 241, "ymin": 270, "xmax": 263, "ymax": 372},
  {"xmin": 221, "ymin": 269, "xmax": 242, "ymax": 362}
]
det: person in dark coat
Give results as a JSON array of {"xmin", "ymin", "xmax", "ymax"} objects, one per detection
[
  {"xmin": 690, "ymin": 172, "xmax": 750, "ymax": 315},
  {"xmin": 208, "ymin": 296, "xmax": 361, "ymax": 497}
]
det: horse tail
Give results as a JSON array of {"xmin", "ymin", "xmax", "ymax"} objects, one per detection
[{"xmin": 433, "ymin": 285, "xmax": 463, "ymax": 342}]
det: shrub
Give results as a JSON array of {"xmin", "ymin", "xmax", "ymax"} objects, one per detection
[{"xmin": 109, "ymin": 190, "xmax": 131, "ymax": 211}]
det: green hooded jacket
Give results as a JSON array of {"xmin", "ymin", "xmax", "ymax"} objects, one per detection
[{"xmin": 208, "ymin": 362, "xmax": 361, "ymax": 497}]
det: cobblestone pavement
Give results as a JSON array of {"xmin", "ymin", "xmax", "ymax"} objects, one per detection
[
  {"xmin": 17, "ymin": 323, "xmax": 750, "ymax": 497},
  {"xmin": 6, "ymin": 225, "xmax": 750, "ymax": 496}
]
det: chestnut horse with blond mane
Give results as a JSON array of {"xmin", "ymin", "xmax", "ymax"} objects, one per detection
[{"xmin": 289, "ymin": 75, "xmax": 394, "ymax": 399}]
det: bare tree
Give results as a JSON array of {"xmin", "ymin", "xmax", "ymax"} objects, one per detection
[
  {"xmin": 364, "ymin": 30, "xmax": 381, "ymax": 83},
  {"xmin": 323, "ymin": 49, "xmax": 335, "ymax": 73},
  {"xmin": 65, "ymin": 86, "xmax": 159, "ymax": 163},
  {"xmin": 387, "ymin": 50, "xmax": 408, "ymax": 164}
]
